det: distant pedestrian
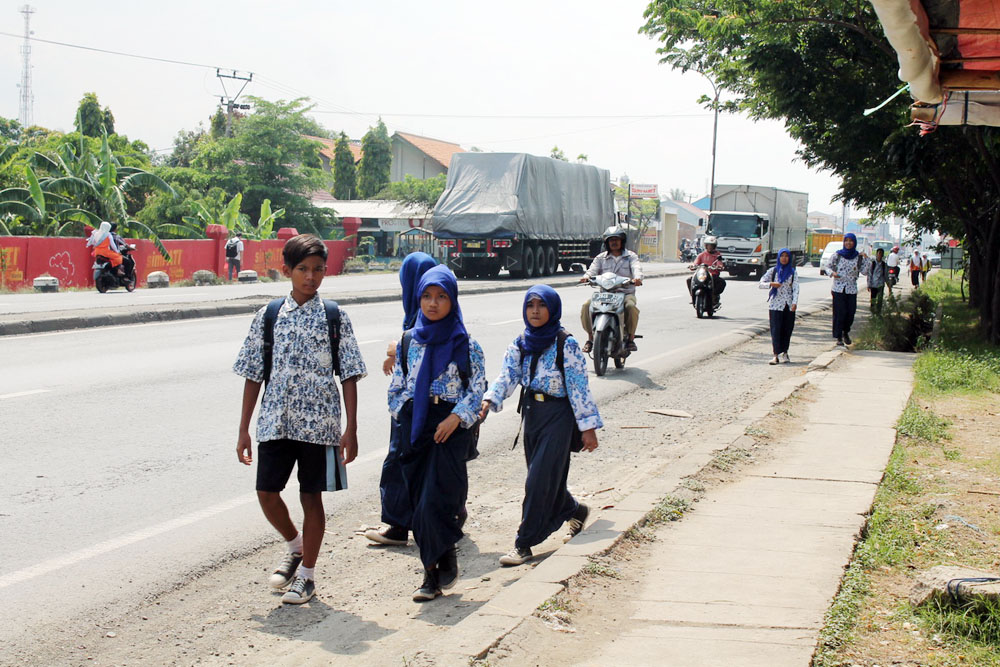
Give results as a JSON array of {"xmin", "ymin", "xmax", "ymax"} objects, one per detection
[
  {"xmin": 226, "ymin": 233, "xmax": 244, "ymax": 281},
  {"xmin": 909, "ymin": 249, "xmax": 923, "ymax": 287},
  {"xmin": 866, "ymin": 248, "xmax": 888, "ymax": 314},
  {"xmin": 759, "ymin": 248, "xmax": 799, "ymax": 364},
  {"xmin": 479, "ymin": 286, "xmax": 601, "ymax": 567},
  {"xmin": 886, "ymin": 245, "xmax": 901, "ymax": 290},
  {"xmin": 233, "ymin": 234, "xmax": 367, "ymax": 605},
  {"xmin": 387, "ymin": 266, "xmax": 486, "ymax": 602},
  {"xmin": 367, "ymin": 251, "xmax": 438, "ymax": 548},
  {"xmin": 921, "ymin": 253, "xmax": 931, "ymax": 282},
  {"xmin": 825, "ymin": 233, "xmax": 870, "ymax": 346}
]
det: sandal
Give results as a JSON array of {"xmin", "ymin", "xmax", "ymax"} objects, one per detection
[{"xmin": 582, "ymin": 340, "xmax": 593, "ymax": 354}]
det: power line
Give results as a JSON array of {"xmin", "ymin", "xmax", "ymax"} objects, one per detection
[{"xmin": 309, "ymin": 110, "xmax": 712, "ymax": 120}]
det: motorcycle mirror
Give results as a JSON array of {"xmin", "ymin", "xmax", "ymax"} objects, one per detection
[{"xmin": 569, "ymin": 263, "xmax": 587, "ymax": 274}]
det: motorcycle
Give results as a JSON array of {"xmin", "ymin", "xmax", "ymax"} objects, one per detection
[
  {"xmin": 584, "ymin": 272, "xmax": 636, "ymax": 376},
  {"xmin": 689, "ymin": 263, "xmax": 719, "ymax": 319},
  {"xmin": 887, "ymin": 265, "xmax": 900, "ymax": 290},
  {"xmin": 94, "ymin": 244, "xmax": 137, "ymax": 293},
  {"xmin": 680, "ymin": 246, "xmax": 698, "ymax": 263}
]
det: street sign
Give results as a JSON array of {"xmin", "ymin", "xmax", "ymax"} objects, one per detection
[{"xmin": 629, "ymin": 184, "xmax": 659, "ymax": 199}]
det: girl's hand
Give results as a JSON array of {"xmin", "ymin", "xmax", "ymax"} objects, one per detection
[
  {"xmin": 769, "ymin": 281, "xmax": 782, "ymax": 288},
  {"xmin": 790, "ymin": 304, "xmax": 797, "ymax": 312},
  {"xmin": 434, "ymin": 414, "xmax": 462, "ymax": 443},
  {"xmin": 581, "ymin": 429, "xmax": 598, "ymax": 452},
  {"xmin": 478, "ymin": 400, "xmax": 492, "ymax": 422},
  {"xmin": 381, "ymin": 354, "xmax": 395, "ymax": 376}
]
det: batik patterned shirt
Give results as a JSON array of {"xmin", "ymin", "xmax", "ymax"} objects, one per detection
[
  {"xmin": 387, "ymin": 338, "xmax": 487, "ymax": 429},
  {"xmin": 484, "ymin": 335, "xmax": 603, "ymax": 432},
  {"xmin": 758, "ymin": 266, "xmax": 800, "ymax": 311},
  {"xmin": 233, "ymin": 294, "xmax": 367, "ymax": 446},
  {"xmin": 825, "ymin": 254, "xmax": 872, "ymax": 295}
]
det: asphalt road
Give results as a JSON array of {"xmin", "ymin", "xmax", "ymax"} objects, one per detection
[{"xmin": 0, "ymin": 267, "xmax": 836, "ymax": 650}]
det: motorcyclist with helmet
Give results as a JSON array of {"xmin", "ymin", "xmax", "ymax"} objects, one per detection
[
  {"xmin": 109, "ymin": 223, "xmax": 136, "ymax": 279},
  {"xmin": 578, "ymin": 226, "xmax": 643, "ymax": 352},
  {"xmin": 687, "ymin": 235, "xmax": 726, "ymax": 306}
]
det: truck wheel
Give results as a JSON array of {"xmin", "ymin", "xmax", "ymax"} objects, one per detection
[
  {"xmin": 544, "ymin": 246, "xmax": 557, "ymax": 276},
  {"xmin": 535, "ymin": 246, "xmax": 546, "ymax": 276},
  {"xmin": 523, "ymin": 245, "xmax": 536, "ymax": 278}
]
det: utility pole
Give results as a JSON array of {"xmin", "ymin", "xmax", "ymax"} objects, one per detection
[
  {"xmin": 695, "ymin": 71, "xmax": 721, "ymax": 211},
  {"xmin": 18, "ymin": 5, "xmax": 34, "ymax": 128},
  {"xmin": 216, "ymin": 69, "xmax": 254, "ymax": 137}
]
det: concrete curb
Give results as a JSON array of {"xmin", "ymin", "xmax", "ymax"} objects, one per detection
[
  {"xmin": 0, "ymin": 267, "xmax": 691, "ymax": 337},
  {"xmin": 431, "ymin": 309, "xmax": 844, "ymax": 664}
]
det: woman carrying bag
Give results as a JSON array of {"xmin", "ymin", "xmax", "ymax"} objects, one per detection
[{"xmin": 758, "ymin": 248, "xmax": 799, "ymax": 364}]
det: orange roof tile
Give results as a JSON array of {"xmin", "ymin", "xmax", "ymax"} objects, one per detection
[
  {"xmin": 392, "ymin": 132, "xmax": 465, "ymax": 168},
  {"xmin": 304, "ymin": 135, "xmax": 362, "ymax": 163}
]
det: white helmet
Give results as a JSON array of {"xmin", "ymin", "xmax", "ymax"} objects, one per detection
[{"xmin": 703, "ymin": 235, "xmax": 718, "ymax": 246}]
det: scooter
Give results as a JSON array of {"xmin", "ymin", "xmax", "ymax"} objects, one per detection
[
  {"xmin": 689, "ymin": 264, "xmax": 719, "ymax": 319},
  {"xmin": 94, "ymin": 244, "xmax": 137, "ymax": 293},
  {"xmin": 584, "ymin": 272, "xmax": 635, "ymax": 376}
]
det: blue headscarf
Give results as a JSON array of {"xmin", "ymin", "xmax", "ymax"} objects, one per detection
[
  {"xmin": 837, "ymin": 233, "xmax": 859, "ymax": 260},
  {"xmin": 410, "ymin": 265, "xmax": 469, "ymax": 440},
  {"xmin": 400, "ymin": 252, "xmax": 437, "ymax": 329},
  {"xmin": 770, "ymin": 248, "xmax": 795, "ymax": 298},
  {"xmin": 520, "ymin": 285, "xmax": 562, "ymax": 355}
]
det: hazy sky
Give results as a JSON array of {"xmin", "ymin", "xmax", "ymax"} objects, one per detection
[{"xmin": 1, "ymin": 0, "xmax": 849, "ymax": 213}]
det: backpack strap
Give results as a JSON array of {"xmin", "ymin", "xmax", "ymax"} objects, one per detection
[
  {"xmin": 401, "ymin": 329, "xmax": 413, "ymax": 377},
  {"xmin": 400, "ymin": 328, "xmax": 470, "ymax": 389},
  {"xmin": 323, "ymin": 299, "xmax": 341, "ymax": 377},
  {"xmin": 261, "ymin": 297, "xmax": 285, "ymax": 384}
]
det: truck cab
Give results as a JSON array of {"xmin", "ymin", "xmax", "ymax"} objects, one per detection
[{"xmin": 706, "ymin": 210, "xmax": 769, "ymax": 278}]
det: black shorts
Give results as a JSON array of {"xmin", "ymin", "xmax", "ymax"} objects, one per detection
[{"xmin": 256, "ymin": 439, "xmax": 347, "ymax": 494}]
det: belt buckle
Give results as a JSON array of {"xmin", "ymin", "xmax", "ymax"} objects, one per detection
[
  {"xmin": 532, "ymin": 393, "xmax": 545, "ymax": 402},
  {"xmin": 432, "ymin": 396, "xmax": 440, "ymax": 404}
]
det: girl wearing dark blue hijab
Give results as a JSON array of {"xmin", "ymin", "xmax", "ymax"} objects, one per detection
[
  {"xmin": 479, "ymin": 285, "xmax": 603, "ymax": 567},
  {"xmin": 759, "ymin": 248, "xmax": 799, "ymax": 364},
  {"xmin": 368, "ymin": 252, "xmax": 439, "ymax": 549},
  {"xmin": 825, "ymin": 233, "xmax": 870, "ymax": 345},
  {"xmin": 386, "ymin": 265, "xmax": 486, "ymax": 601}
]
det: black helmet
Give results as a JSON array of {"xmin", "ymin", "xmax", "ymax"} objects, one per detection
[{"xmin": 602, "ymin": 225, "xmax": 628, "ymax": 250}]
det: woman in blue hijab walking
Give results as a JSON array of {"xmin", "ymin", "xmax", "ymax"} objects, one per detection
[
  {"xmin": 759, "ymin": 248, "xmax": 799, "ymax": 364},
  {"xmin": 479, "ymin": 285, "xmax": 602, "ymax": 567},
  {"xmin": 825, "ymin": 233, "xmax": 870, "ymax": 346},
  {"xmin": 368, "ymin": 252, "xmax": 439, "ymax": 547},
  {"xmin": 386, "ymin": 265, "xmax": 486, "ymax": 601}
]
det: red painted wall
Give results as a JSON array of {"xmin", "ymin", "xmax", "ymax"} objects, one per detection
[{"xmin": 0, "ymin": 232, "xmax": 355, "ymax": 290}]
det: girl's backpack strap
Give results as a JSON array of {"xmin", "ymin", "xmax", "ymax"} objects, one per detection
[{"xmin": 400, "ymin": 329, "xmax": 470, "ymax": 388}]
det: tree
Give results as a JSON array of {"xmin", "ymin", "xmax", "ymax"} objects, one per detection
[
  {"xmin": 576, "ymin": 154, "xmax": 588, "ymax": 163},
  {"xmin": 74, "ymin": 93, "xmax": 114, "ymax": 137},
  {"xmin": 669, "ymin": 187, "xmax": 687, "ymax": 201},
  {"xmin": 0, "ymin": 164, "xmax": 99, "ymax": 236},
  {"xmin": 357, "ymin": 119, "xmax": 392, "ymax": 198},
  {"xmin": 374, "ymin": 174, "xmax": 446, "ymax": 207},
  {"xmin": 167, "ymin": 127, "xmax": 204, "ymax": 168},
  {"xmin": 333, "ymin": 132, "xmax": 357, "ymax": 199},
  {"xmin": 550, "ymin": 145, "xmax": 567, "ymax": 161},
  {"xmin": 641, "ymin": 0, "xmax": 1000, "ymax": 342}
]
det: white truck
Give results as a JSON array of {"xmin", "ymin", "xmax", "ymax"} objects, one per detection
[{"xmin": 705, "ymin": 185, "xmax": 808, "ymax": 279}]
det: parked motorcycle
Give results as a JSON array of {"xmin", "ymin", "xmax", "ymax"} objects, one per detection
[
  {"xmin": 94, "ymin": 244, "xmax": 137, "ymax": 293},
  {"xmin": 689, "ymin": 263, "xmax": 718, "ymax": 319},
  {"xmin": 584, "ymin": 272, "xmax": 635, "ymax": 376}
]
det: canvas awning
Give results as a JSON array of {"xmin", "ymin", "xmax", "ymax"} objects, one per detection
[
  {"xmin": 870, "ymin": 0, "xmax": 1000, "ymax": 126},
  {"xmin": 311, "ymin": 199, "xmax": 433, "ymax": 232}
]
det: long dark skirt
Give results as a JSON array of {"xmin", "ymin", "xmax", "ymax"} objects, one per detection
[
  {"xmin": 397, "ymin": 400, "xmax": 470, "ymax": 569},
  {"xmin": 768, "ymin": 306, "xmax": 796, "ymax": 355},
  {"xmin": 831, "ymin": 291, "xmax": 857, "ymax": 339},
  {"xmin": 378, "ymin": 418, "xmax": 411, "ymax": 529},
  {"xmin": 515, "ymin": 396, "xmax": 579, "ymax": 550}
]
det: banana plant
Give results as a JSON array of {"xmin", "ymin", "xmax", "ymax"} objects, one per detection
[{"xmin": 0, "ymin": 164, "xmax": 100, "ymax": 236}]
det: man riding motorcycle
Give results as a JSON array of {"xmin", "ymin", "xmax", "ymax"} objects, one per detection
[
  {"xmin": 687, "ymin": 235, "xmax": 726, "ymax": 305},
  {"xmin": 109, "ymin": 223, "xmax": 136, "ymax": 279},
  {"xmin": 579, "ymin": 226, "xmax": 643, "ymax": 352}
]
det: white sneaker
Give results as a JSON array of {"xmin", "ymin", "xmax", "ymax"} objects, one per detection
[
  {"xmin": 769, "ymin": 356, "xmax": 780, "ymax": 365},
  {"xmin": 281, "ymin": 575, "xmax": 315, "ymax": 604},
  {"xmin": 780, "ymin": 353, "xmax": 790, "ymax": 363},
  {"xmin": 268, "ymin": 552, "xmax": 302, "ymax": 589}
]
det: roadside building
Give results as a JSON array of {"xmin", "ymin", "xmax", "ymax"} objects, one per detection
[
  {"xmin": 310, "ymin": 195, "xmax": 436, "ymax": 259},
  {"xmin": 390, "ymin": 131, "xmax": 465, "ymax": 181}
]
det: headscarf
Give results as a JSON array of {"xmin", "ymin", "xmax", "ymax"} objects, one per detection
[
  {"xmin": 836, "ymin": 233, "xmax": 859, "ymax": 260},
  {"xmin": 88, "ymin": 221, "xmax": 112, "ymax": 248},
  {"xmin": 770, "ymin": 248, "xmax": 794, "ymax": 298},
  {"xmin": 520, "ymin": 285, "xmax": 562, "ymax": 355},
  {"xmin": 399, "ymin": 252, "xmax": 437, "ymax": 329},
  {"xmin": 409, "ymin": 265, "xmax": 469, "ymax": 440}
]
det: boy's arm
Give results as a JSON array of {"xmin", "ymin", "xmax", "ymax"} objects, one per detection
[
  {"xmin": 237, "ymin": 379, "xmax": 262, "ymax": 465},
  {"xmin": 339, "ymin": 377, "xmax": 359, "ymax": 465}
]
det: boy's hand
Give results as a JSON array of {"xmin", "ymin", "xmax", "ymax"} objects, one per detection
[
  {"xmin": 381, "ymin": 355, "xmax": 395, "ymax": 376},
  {"xmin": 340, "ymin": 426, "xmax": 358, "ymax": 465},
  {"xmin": 478, "ymin": 400, "xmax": 492, "ymax": 422},
  {"xmin": 237, "ymin": 431, "xmax": 253, "ymax": 465},
  {"xmin": 581, "ymin": 429, "xmax": 598, "ymax": 452},
  {"xmin": 434, "ymin": 414, "xmax": 462, "ymax": 443}
]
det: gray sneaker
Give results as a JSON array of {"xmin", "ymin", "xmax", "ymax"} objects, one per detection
[
  {"xmin": 780, "ymin": 352, "xmax": 790, "ymax": 363},
  {"xmin": 499, "ymin": 546, "xmax": 533, "ymax": 566},
  {"xmin": 281, "ymin": 575, "xmax": 315, "ymax": 604},
  {"xmin": 268, "ymin": 552, "xmax": 302, "ymax": 589},
  {"xmin": 563, "ymin": 503, "xmax": 590, "ymax": 543}
]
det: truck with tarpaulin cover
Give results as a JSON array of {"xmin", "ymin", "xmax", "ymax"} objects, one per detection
[
  {"xmin": 431, "ymin": 152, "xmax": 614, "ymax": 278},
  {"xmin": 705, "ymin": 184, "xmax": 808, "ymax": 279}
]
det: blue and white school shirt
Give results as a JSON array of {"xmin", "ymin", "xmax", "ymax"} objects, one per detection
[
  {"xmin": 825, "ymin": 254, "xmax": 872, "ymax": 295},
  {"xmin": 386, "ymin": 338, "xmax": 487, "ymax": 429},
  {"xmin": 233, "ymin": 294, "xmax": 367, "ymax": 446},
  {"xmin": 757, "ymin": 266, "xmax": 800, "ymax": 311},
  {"xmin": 484, "ymin": 336, "xmax": 603, "ymax": 432}
]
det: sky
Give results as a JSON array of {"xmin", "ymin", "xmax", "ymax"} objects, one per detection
[{"xmin": 1, "ymin": 0, "xmax": 849, "ymax": 214}]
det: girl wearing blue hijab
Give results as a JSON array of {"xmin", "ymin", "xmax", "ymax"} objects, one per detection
[
  {"xmin": 759, "ymin": 248, "xmax": 799, "ymax": 364},
  {"xmin": 368, "ymin": 252, "xmax": 439, "ymax": 549},
  {"xmin": 386, "ymin": 265, "xmax": 486, "ymax": 601},
  {"xmin": 480, "ymin": 285, "xmax": 603, "ymax": 567},
  {"xmin": 825, "ymin": 233, "xmax": 870, "ymax": 345}
]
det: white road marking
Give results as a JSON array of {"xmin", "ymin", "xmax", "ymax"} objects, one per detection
[
  {"xmin": 357, "ymin": 339, "xmax": 383, "ymax": 346},
  {"xmin": 489, "ymin": 318, "xmax": 522, "ymax": 325},
  {"xmin": 0, "ymin": 389, "xmax": 49, "ymax": 400},
  {"xmin": 660, "ymin": 295, "xmax": 682, "ymax": 300}
]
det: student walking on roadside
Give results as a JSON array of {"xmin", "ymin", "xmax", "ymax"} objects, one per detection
[
  {"xmin": 225, "ymin": 233, "xmax": 244, "ymax": 281},
  {"xmin": 233, "ymin": 234, "xmax": 367, "ymax": 604},
  {"xmin": 866, "ymin": 248, "xmax": 888, "ymax": 314},
  {"xmin": 909, "ymin": 249, "xmax": 923, "ymax": 287},
  {"xmin": 921, "ymin": 252, "xmax": 931, "ymax": 283},
  {"xmin": 367, "ymin": 252, "xmax": 438, "ymax": 547},
  {"xmin": 758, "ymin": 248, "xmax": 799, "ymax": 365},
  {"xmin": 825, "ymin": 233, "xmax": 870, "ymax": 347},
  {"xmin": 387, "ymin": 266, "xmax": 486, "ymax": 602},
  {"xmin": 480, "ymin": 286, "xmax": 601, "ymax": 566}
]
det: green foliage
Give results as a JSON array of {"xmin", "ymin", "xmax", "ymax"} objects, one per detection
[
  {"xmin": 357, "ymin": 119, "xmax": 391, "ymax": 199},
  {"xmin": 549, "ymin": 145, "xmax": 567, "ymax": 161},
  {"xmin": 374, "ymin": 174, "xmax": 445, "ymax": 207},
  {"xmin": 915, "ymin": 596, "xmax": 1000, "ymax": 648},
  {"xmin": 332, "ymin": 132, "xmax": 357, "ymax": 200},
  {"xmin": 896, "ymin": 402, "xmax": 952, "ymax": 444},
  {"xmin": 916, "ymin": 350, "xmax": 1000, "ymax": 395},
  {"xmin": 74, "ymin": 93, "xmax": 115, "ymax": 137},
  {"xmin": 176, "ymin": 192, "xmax": 284, "ymax": 240}
]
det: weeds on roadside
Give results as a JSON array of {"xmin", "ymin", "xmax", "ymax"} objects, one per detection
[
  {"xmin": 583, "ymin": 560, "xmax": 622, "ymax": 579},
  {"xmin": 916, "ymin": 596, "xmax": 1000, "ymax": 647},
  {"xmin": 710, "ymin": 447, "xmax": 753, "ymax": 471},
  {"xmin": 896, "ymin": 401, "xmax": 952, "ymax": 443}
]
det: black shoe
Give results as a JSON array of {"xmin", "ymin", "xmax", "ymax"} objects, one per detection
[
  {"xmin": 626, "ymin": 339, "xmax": 638, "ymax": 352},
  {"xmin": 843, "ymin": 332, "xmax": 852, "ymax": 345},
  {"xmin": 836, "ymin": 338, "xmax": 845, "ymax": 347},
  {"xmin": 281, "ymin": 575, "xmax": 315, "ymax": 604},
  {"xmin": 268, "ymin": 551, "xmax": 303, "ymax": 589},
  {"xmin": 456, "ymin": 506, "xmax": 468, "ymax": 532},
  {"xmin": 563, "ymin": 503, "xmax": 590, "ymax": 543},
  {"xmin": 499, "ymin": 546, "xmax": 533, "ymax": 566},
  {"xmin": 436, "ymin": 547, "xmax": 459, "ymax": 590},
  {"xmin": 365, "ymin": 525, "xmax": 408, "ymax": 546},
  {"xmin": 413, "ymin": 569, "xmax": 441, "ymax": 602}
]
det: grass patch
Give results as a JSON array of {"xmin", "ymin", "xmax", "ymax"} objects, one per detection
[
  {"xmin": 915, "ymin": 596, "xmax": 1000, "ymax": 647},
  {"xmin": 583, "ymin": 560, "xmax": 622, "ymax": 579},
  {"xmin": 854, "ymin": 289, "xmax": 936, "ymax": 352},
  {"xmin": 710, "ymin": 447, "xmax": 753, "ymax": 471},
  {"xmin": 537, "ymin": 595, "xmax": 574, "ymax": 615},
  {"xmin": 896, "ymin": 401, "xmax": 952, "ymax": 443},
  {"xmin": 647, "ymin": 495, "xmax": 690, "ymax": 525}
]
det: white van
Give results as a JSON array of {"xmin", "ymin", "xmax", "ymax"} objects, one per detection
[{"xmin": 819, "ymin": 241, "xmax": 843, "ymax": 276}]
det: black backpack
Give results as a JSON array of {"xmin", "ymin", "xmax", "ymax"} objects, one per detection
[
  {"xmin": 262, "ymin": 297, "xmax": 341, "ymax": 383},
  {"xmin": 225, "ymin": 239, "xmax": 240, "ymax": 258}
]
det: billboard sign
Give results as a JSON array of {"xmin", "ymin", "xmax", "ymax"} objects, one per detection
[{"xmin": 629, "ymin": 183, "xmax": 659, "ymax": 199}]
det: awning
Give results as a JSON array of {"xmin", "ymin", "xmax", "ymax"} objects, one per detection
[
  {"xmin": 311, "ymin": 199, "xmax": 434, "ymax": 232},
  {"xmin": 870, "ymin": 0, "xmax": 1000, "ymax": 126}
]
